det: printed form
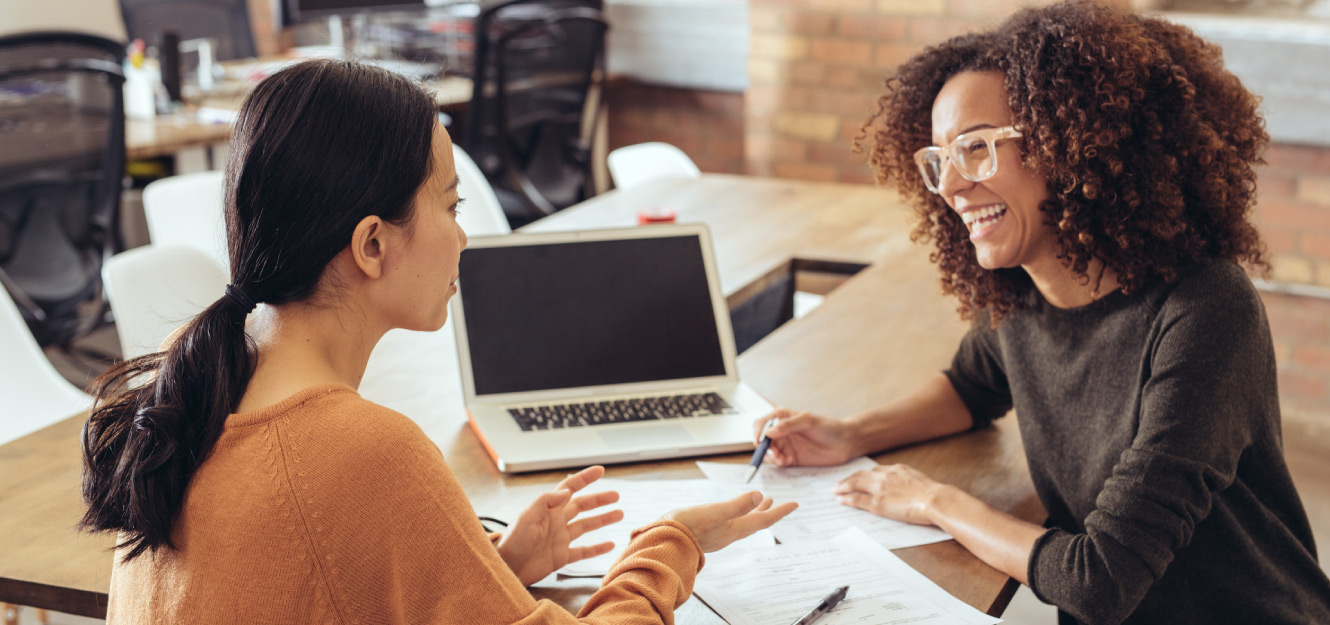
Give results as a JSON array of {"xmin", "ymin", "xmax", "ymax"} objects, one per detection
[
  {"xmin": 558, "ymin": 478, "xmax": 775, "ymax": 577},
  {"xmin": 697, "ymin": 457, "xmax": 951, "ymax": 549},
  {"xmin": 694, "ymin": 526, "xmax": 1002, "ymax": 625}
]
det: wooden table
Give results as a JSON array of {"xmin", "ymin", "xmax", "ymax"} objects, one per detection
[
  {"xmin": 125, "ymin": 74, "xmax": 473, "ymax": 161},
  {"xmin": 0, "ymin": 175, "xmax": 1042, "ymax": 620}
]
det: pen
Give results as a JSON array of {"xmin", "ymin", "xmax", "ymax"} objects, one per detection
[
  {"xmin": 744, "ymin": 418, "xmax": 778, "ymax": 483},
  {"xmin": 791, "ymin": 585, "xmax": 849, "ymax": 625}
]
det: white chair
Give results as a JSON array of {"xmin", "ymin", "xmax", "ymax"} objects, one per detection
[
  {"xmin": 102, "ymin": 245, "xmax": 229, "ymax": 360},
  {"xmin": 607, "ymin": 142, "xmax": 702, "ymax": 191},
  {"xmin": 452, "ymin": 144, "xmax": 511, "ymax": 236},
  {"xmin": 0, "ymin": 285, "xmax": 91, "ymax": 445},
  {"xmin": 143, "ymin": 171, "xmax": 229, "ymax": 271}
]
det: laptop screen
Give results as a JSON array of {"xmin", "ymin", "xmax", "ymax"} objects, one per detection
[{"xmin": 457, "ymin": 234, "xmax": 728, "ymax": 396}]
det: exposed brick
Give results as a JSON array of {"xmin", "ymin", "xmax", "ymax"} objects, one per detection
[
  {"xmin": 1261, "ymin": 227, "xmax": 1297, "ymax": 255},
  {"xmin": 837, "ymin": 15, "xmax": 908, "ymax": 39},
  {"xmin": 748, "ymin": 59, "xmax": 785, "ymax": 86},
  {"xmin": 1295, "ymin": 177, "xmax": 1330, "ymax": 208},
  {"xmin": 1305, "ymin": 234, "xmax": 1330, "ymax": 262},
  {"xmin": 746, "ymin": 133, "xmax": 809, "ymax": 162},
  {"xmin": 907, "ymin": 16, "xmax": 974, "ymax": 44},
  {"xmin": 1273, "ymin": 339, "xmax": 1291, "ymax": 365},
  {"xmin": 842, "ymin": 119, "xmax": 871, "ymax": 141},
  {"xmin": 1263, "ymin": 295, "xmax": 1330, "ymax": 342},
  {"xmin": 773, "ymin": 111, "xmax": 842, "ymax": 141},
  {"xmin": 1279, "ymin": 369, "xmax": 1328, "ymax": 401},
  {"xmin": 1256, "ymin": 170, "xmax": 1296, "ymax": 200},
  {"xmin": 810, "ymin": 139, "xmax": 870, "ymax": 167},
  {"xmin": 1256, "ymin": 201, "xmax": 1330, "ymax": 232},
  {"xmin": 840, "ymin": 168, "xmax": 879, "ymax": 185},
  {"xmin": 773, "ymin": 161, "xmax": 840, "ymax": 182},
  {"xmin": 751, "ymin": 34, "xmax": 810, "ymax": 61},
  {"xmin": 1319, "ymin": 262, "xmax": 1330, "ymax": 288},
  {"xmin": 827, "ymin": 66, "xmax": 878, "ymax": 90},
  {"xmin": 819, "ymin": 0, "xmax": 876, "ymax": 12},
  {"xmin": 751, "ymin": 7, "xmax": 838, "ymax": 36},
  {"xmin": 876, "ymin": 0, "xmax": 946, "ymax": 15},
  {"xmin": 746, "ymin": 85, "xmax": 787, "ymax": 115},
  {"xmin": 1273, "ymin": 254, "xmax": 1315, "ymax": 284},
  {"xmin": 805, "ymin": 88, "xmax": 878, "ymax": 117},
  {"xmin": 945, "ymin": 0, "xmax": 1032, "ymax": 18},
  {"xmin": 788, "ymin": 61, "xmax": 827, "ymax": 86},
  {"xmin": 693, "ymin": 91, "xmax": 745, "ymax": 117},
  {"xmin": 1294, "ymin": 345, "xmax": 1330, "ymax": 373},
  {"xmin": 876, "ymin": 43, "xmax": 922, "ymax": 69},
  {"xmin": 704, "ymin": 135, "xmax": 746, "ymax": 161},
  {"xmin": 1265, "ymin": 144, "xmax": 1330, "ymax": 174},
  {"xmin": 810, "ymin": 38, "xmax": 876, "ymax": 67}
]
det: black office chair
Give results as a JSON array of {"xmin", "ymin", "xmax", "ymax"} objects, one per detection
[
  {"xmin": 0, "ymin": 32, "xmax": 125, "ymax": 349},
  {"xmin": 460, "ymin": 0, "xmax": 608, "ymax": 228}
]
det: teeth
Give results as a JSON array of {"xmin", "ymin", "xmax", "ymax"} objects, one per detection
[{"xmin": 961, "ymin": 204, "xmax": 1007, "ymax": 227}]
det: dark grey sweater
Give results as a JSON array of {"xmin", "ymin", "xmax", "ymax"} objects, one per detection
[{"xmin": 945, "ymin": 260, "xmax": 1330, "ymax": 625}]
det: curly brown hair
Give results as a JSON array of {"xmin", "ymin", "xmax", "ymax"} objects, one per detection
[{"xmin": 858, "ymin": 1, "xmax": 1270, "ymax": 322}]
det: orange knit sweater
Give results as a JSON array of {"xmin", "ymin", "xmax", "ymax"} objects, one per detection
[{"xmin": 107, "ymin": 384, "xmax": 705, "ymax": 624}]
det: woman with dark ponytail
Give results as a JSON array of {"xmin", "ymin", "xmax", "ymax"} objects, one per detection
[{"xmin": 81, "ymin": 59, "xmax": 795, "ymax": 623}]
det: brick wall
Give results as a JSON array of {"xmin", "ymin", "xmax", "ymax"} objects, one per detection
[{"xmin": 606, "ymin": 82, "xmax": 746, "ymax": 176}]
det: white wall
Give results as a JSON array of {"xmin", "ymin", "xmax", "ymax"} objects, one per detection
[{"xmin": 605, "ymin": 0, "xmax": 747, "ymax": 93}]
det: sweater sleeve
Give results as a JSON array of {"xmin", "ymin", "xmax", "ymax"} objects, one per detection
[
  {"xmin": 282, "ymin": 402, "xmax": 703, "ymax": 625},
  {"xmin": 944, "ymin": 322, "xmax": 1012, "ymax": 429},
  {"xmin": 1026, "ymin": 274, "xmax": 1272, "ymax": 625}
]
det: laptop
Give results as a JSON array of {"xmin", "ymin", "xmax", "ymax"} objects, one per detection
[{"xmin": 451, "ymin": 223, "xmax": 772, "ymax": 473}]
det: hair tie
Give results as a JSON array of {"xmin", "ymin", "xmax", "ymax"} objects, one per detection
[{"xmin": 224, "ymin": 284, "xmax": 257, "ymax": 313}]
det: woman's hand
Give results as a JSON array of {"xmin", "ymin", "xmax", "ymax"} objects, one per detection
[
  {"xmin": 497, "ymin": 465, "xmax": 624, "ymax": 586},
  {"xmin": 663, "ymin": 491, "xmax": 798, "ymax": 552},
  {"xmin": 833, "ymin": 463, "xmax": 946, "ymax": 526},
  {"xmin": 752, "ymin": 408, "xmax": 858, "ymax": 467}
]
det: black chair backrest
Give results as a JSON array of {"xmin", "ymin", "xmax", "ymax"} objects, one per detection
[
  {"xmin": 119, "ymin": 0, "xmax": 257, "ymax": 62},
  {"xmin": 462, "ymin": 0, "xmax": 607, "ymax": 226},
  {"xmin": 0, "ymin": 32, "xmax": 125, "ymax": 346}
]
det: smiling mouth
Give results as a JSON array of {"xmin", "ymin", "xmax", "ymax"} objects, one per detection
[{"xmin": 961, "ymin": 204, "xmax": 1008, "ymax": 232}]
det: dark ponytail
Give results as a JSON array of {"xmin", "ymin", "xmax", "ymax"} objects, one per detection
[{"xmin": 80, "ymin": 59, "xmax": 438, "ymax": 561}]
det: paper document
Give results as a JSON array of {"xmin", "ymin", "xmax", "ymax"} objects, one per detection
[
  {"xmin": 694, "ymin": 526, "xmax": 1001, "ymax": 625},
  {"xmin": 697, "ymin": 458, "xmax": 952, "ymax": 549},
  {"xmin": 557, "ymin": 478, "xmax": 775, "ymax": 576}
]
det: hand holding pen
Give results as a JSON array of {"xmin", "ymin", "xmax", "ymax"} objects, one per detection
[
  {"xmin": 751, "ymin": 408, "xmax": 857, "ymax": 469},
  {"xmin": 744, "ymin": 417, "xmax": 778, "ymax": 483}
]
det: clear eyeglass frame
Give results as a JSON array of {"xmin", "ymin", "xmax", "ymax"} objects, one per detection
[{"xmin": 913, "ymin": 126, "xmax": 1023, "ymax": 195}]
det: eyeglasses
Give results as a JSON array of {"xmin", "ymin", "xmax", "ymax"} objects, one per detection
[{"xmin": 913, "ymin": 126, "xmax": 1023, "ymax": 194}]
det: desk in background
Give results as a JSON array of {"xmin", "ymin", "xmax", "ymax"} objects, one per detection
[{"xmin": 0, "ymin": 175, "xmax": 1042, "ymax": 621}]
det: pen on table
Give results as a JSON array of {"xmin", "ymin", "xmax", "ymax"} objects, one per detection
[
  {"xmin": 744, "ymin": 418, "xmax": 778, "ymax": 483},
  {"xmin": 791, "ymin": 585, "xmax": 849, "ymax": 625}
]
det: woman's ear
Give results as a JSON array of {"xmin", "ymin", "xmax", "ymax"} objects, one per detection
[{"xmin": 350, "ymin": 215, "xmax": 387, "ymax": 279}]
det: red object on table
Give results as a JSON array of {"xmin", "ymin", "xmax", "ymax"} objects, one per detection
[{"xmin": 637, "ymin": 207, "xmax": 677, "ymax": 224}]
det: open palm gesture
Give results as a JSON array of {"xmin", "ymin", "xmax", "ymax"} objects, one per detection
[{"xmin": 497, "ymin": 465, "xmax": 624, "ymax": 586}]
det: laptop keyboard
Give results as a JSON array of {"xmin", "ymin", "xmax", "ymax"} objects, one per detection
[{"xmin": 508, "ymin": 392, "xmax": 736, "ymax": 431}]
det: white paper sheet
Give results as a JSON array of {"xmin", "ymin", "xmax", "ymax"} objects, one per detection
[
  {"xmin": 556, "ymin": 478, "xmax": 776, "ymax": 576},
  {"xmin": 694, "ymin": 526, "xmax": 1001, "ymax": 625},
  {"xmin": 697, "ymin": 458, "xmax": 953, "ymax": 549}
]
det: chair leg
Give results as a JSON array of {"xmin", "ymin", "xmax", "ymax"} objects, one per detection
[
  {"xmin": 35, "ymin": 608, "xmax": 48, "ymax": 625},
  {"xmin": 2, "ymin": 603, "xmax": 17, "ymax": 625}
]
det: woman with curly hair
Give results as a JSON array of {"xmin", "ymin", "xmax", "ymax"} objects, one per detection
[{"xmin": 751, "ymin": 3, "xmax": 1330, "ymax": 624}]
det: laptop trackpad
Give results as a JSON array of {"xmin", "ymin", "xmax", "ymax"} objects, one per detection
[{"xmin": 599, "ymin": 424, "xmax": 695, "ymax": 449}]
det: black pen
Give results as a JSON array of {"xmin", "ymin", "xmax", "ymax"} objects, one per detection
[
  {"xmin": 744, "ymin": 418, "xmax": 778, "ymax": 483},
  {"xmin": 791, "ymin": 585, "xmax": 849, "ymax": 625}
]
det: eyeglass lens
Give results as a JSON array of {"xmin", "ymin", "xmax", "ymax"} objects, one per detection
[{"xmin": 918, "ymin": 134, "xmax": 999, "ymax": 192}]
